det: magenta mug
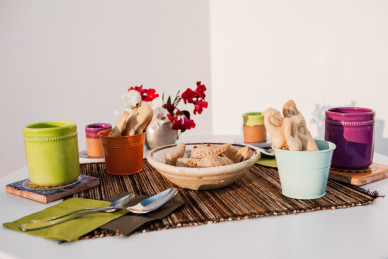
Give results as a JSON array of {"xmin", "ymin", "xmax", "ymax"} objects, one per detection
[{"xmin": 325, "ymin": 107, "xmax": 375, "ymax": 169}]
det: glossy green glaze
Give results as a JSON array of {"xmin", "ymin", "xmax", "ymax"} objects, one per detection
[
  {"xmin": 24, "ymin": 121, "xmax": 80, "ymax": 186},
  {"xmin": 243, "ymin": 112, "xmax": 264, "ymax": 126}
]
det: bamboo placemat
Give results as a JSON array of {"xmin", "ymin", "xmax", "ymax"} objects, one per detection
[{"xmin": 70, "ymin": 161, "xmax": 380, "ymax": 240}]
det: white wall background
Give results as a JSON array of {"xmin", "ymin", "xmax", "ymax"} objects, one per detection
[
  {"xmin": 0, "ymin": 0, "xmax": 212, "ymax": 178},
  {"xmin": 210, "ymin": 0, "xmax": 388, "ymax": 151},
  {"xmin": 1, "ymin": 0, "xmax": 388, "ymax": 178}
]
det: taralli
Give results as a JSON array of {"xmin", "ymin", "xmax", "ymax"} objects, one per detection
[
  {"xmin": 166, "ymin": 143, "xmax": 185, "ymax": 166},
  {"xmin": 282, "ymin": 100, "xmax": 318, "ymax": 151},
  {"xmin": 298, "ymin": 130, "xmax": 319, "ymax": 151},
  {"xmin": 264, "ymin": 108, "xmax": 286, "ymax": 149},
  {"xmin": 283, "ymin": 117, "xmax": 302, "ymax": 151},
  {"xmin": 109, "ymin": 111, "xmax": 130, "ymax": 137},
  {"xmin": 282, "ymin": 100, "xmax": 301, "ymax": 118},
  {"xmin": 265, "ymin": 100, "xmax": 318, "ymax": 151}
]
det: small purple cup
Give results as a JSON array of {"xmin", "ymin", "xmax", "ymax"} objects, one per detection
[
  {"xmin": 325, "ymin": 107, "xmax": 375, "ymax": 169},
  {"xmin": 85, "ymin": 123, "xmax": 112, "ymax": 157}
]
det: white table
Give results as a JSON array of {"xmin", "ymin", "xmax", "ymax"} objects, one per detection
[{"xmin": 1, "ymin": 135, "xmax": 387, "ymax": 259}]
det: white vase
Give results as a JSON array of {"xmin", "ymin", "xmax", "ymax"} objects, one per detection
[{"xmin": 145, "ymin": 118, "xmax": 178, "ymax": 150}]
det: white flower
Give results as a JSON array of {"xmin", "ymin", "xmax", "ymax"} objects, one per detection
[
  {"xmin": 149, "ymin": 96, "xmax": 162, "ymax": 110},
  {"xmin": 147, "ymin": 96, "xmax": 163, "ymax": 119},
  {"xmin": 122, "ymin": 90, "xmax": 141, "ymax": 108}
]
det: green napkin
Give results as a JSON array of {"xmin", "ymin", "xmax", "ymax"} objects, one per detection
[
  {"xmin": 256, "ymin": 157, "xmax": 277, "ymax": 168},
  {"xmin": 3, "ymin": 198, "xmax": 127, "ymax": 242}
]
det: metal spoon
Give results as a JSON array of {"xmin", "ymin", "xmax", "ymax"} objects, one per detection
[
  {"xmin": 29, "ymin": 193, "xmax": 135, "ymax": 224},
  {"xmin": 256, "ymin": 147, "xmax": 275, "ymax": 158},
  {"xmin": 20, "ymin": 188, "xmax": 178, "ymax": 231}
]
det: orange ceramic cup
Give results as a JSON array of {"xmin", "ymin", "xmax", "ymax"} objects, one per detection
[
  {"xmin": 85, "ymin": 123, "xmax": 112, "ymax": 157},
  {"xmin": 243, "ymin": 112, "xmax": 267, "ymax": 143},
  {"xmin": 98, "ymin": 129, "xmax": 145, "ymax": 175}
]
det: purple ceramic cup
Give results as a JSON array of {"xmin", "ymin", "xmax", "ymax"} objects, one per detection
[
  {"xmin": 85, "ymin": 123, "xmax": 112, "ymax": 138},
  {"xmin": 325, "ymin": 107, "xmax": 375, "ymax": 169},
  {"xmin": 85, "ymin": 123, "xmax": 112, "ymax": 157}
]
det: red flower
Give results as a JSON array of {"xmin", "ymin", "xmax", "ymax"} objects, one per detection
[
  {"xmin": 183, "ymin": 115, "xmax": 196, "ymax": 130},
  {"xmin": 143, "ymin": 88, "xmax": 159, "ymax": 102},
  {"xmin": 195, "ymin": 81, "xmax": 206, "ymax": 98},
  {"xmin": 128, "ymin": 85, "xmax": 146, "ymax": 94},
  {"xmin": 165, "ymin": 103, "xmax": 175, "ymax": 115},
  {"xmin": 167, "ymin": 114, "xmax": 196, "ymax": 131},
  {"xmin": 128, "ymin": 85, "xmax": 159, "ymax": 102},
  {"xmin": 181, "ymin": 88, "xmax": 196, "ymax": 104},
  {"xmin": 193, "ymin": 100, "xmax": 208, "ymax": 115},
  {"xmin": 181, "ymin": 81, "xmax": 208, "ymax": 114}
]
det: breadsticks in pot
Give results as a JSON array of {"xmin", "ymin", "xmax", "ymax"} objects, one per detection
[
  {"xmin": 282, "ymin": 100, "xmax": 318, "ymax": 151},
  {"xmin": 109, "ymin": 111, "xmax": 130, "ymax": 137},
  {"xmin": 264, "ymin": 108, "xmax": 287, "ymax": 149}
]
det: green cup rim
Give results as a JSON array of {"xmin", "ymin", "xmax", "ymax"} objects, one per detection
[
  {"xmin": 243, "ymin": 112, "xmax": 263, "ymax": 117},
  {"xmin": 24, "ymin": 121, "xmax": 77, "ymax": 138},
  {"xmin": 243, "ymin": 112, "xmax": 264, "ymax": 126}
]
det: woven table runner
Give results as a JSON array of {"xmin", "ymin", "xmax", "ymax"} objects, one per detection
[{"xmin": 71, "ymin": 160, "xmax": 380, "ymax": 240}]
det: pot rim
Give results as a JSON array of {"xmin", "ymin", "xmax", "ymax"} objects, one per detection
[{"xmin": 326, "ymin": 107, "xmax": 375, "ymax": 116}]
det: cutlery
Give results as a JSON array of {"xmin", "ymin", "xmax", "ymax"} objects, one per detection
[
  {"xmin": 20, "ymin": 188, "xmax": 178, "ymax": 231},
  {"xmin": 256, "ymin": 147, "xmax": 275, "ymax": 158},
  {"xmin": 29, "ymin": 193, "xmax": 135, "ymax": 224}
]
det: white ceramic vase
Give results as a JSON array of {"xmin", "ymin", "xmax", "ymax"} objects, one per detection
[{"xmin": 145, "ymin": 118, "xmax": 178, "ymax": 150}]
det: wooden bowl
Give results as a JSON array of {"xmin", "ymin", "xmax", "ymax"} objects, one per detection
[{"xmin": 146, "ymin": 143, "xmax": 261, "ymax": 190}]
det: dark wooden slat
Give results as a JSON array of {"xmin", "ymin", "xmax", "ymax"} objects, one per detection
[{"xmin": 70, "ymin": 161, "xmax": 378, "ymax": 240}]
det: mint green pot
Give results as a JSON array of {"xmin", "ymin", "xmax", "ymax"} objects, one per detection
[
  {"xmin": 24, "ymin": 121, "xmax": 80, "ymax": 186},
  {"xmin": 273, "ymin": 140, "xmax": 336, "ymax": 199}
]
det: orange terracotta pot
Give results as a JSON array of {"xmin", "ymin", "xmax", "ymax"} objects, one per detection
[
  {"xmin": 243, "ymin": 112, "xmax": 267, "ymax": 143},
  {"xmin": 244, "ymin": 125, "xmax": 267, "ymax": 143},
  {"xmin": 98, "ymin": 129, "xmax": 145, "ymax": 175}
]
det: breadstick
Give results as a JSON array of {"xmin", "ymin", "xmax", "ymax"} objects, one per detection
[
  {"xmin": 264, "ymin": 108, "xmax": 286, "ymax": 149},
  {"xmin": 122, "ymin": 108, "xmax": 137, "ymax": 136},
  {"xmin": 130, "ymin": 102, "xmax": 153, "ymax": 135},
  {"xmin": 282, "ymin": 100, "xmax": 318, "ymax": 151},
  {"xmin": 109, "ymin": 111, "xmax": 129, "ymax": 137},
  {"xmin": 283, "ymin": 117, "xmax": 302, "ymax": 151}
]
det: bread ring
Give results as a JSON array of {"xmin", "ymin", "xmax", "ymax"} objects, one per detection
[
  {"xmin": 264, "ymin": 108, "xmax": 286, "ymax": 149},
  {"xmin": 282, "ymin": 100, "xmax": 301, "ymax": 117},
  {"xmin": 283, "ymin": 117, "xmax": 302, "ymax": 151},
  {"xmin": 297, "ymin": 129, "xmax": 318, "ymax": 151},
  {"xmin": 282, "ymin": 100, "xmax": 318, "ymax": 151}
]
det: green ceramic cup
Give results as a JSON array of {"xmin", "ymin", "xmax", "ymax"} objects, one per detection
[
  {"xmin": 243, "ymin": 112, "xmax": 264, "ymax": 126},
  {"xmin": 273, "ymin": 140, "xmax": 336, "ymax": 199},
  {"xmin": 24, "ymin": 121, "xmax": 80, "ymax": 186}
]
